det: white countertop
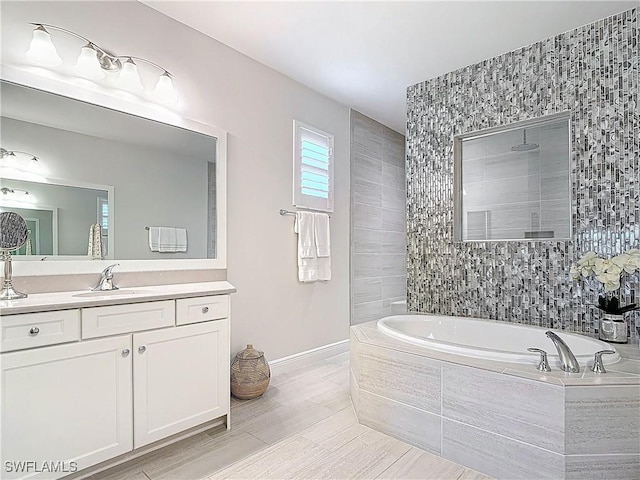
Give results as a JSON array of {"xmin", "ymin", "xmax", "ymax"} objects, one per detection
[{"xmin": 0, "ymin": 281, "xmax": 237, "ymax": 316}]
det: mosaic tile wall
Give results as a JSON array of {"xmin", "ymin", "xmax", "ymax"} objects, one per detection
[{"xmin": 406, "ymin": 9, "xmax": 639, "ymax": 339}]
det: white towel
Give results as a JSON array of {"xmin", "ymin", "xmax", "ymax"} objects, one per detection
[
  {"xmin": 148, "ymin": 226, "xmax": 187, "ymax": 253},
  {"xmin": 314, "ymin": 213, "xmax": 330, "ymax": 258},
  {"xmin": 294, "ymin": 212, "xmax": 315, "ymax": 258},
  {"xmin": 175, "ymin": 228, "xmax": 187, "ymax": 252},
  {"xmin": 88, "ymin": 224, "xmax": 95, "ymax": 256},
  {"xmin": 92, "ymin": 224, "xmax": 103, "ymax": 259},
  {"xmin": 294, "ymin": 212, "xmax": 331, "ymax": 282},
  {"xmin": 148, "ymin": 226, "xmax": 160, "ymax": 251},
  {"xmin": 158, "ymin": 227, "xmax": 177, "ymax": 252}
]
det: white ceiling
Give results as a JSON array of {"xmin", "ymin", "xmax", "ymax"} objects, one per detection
[{"xmin": 143, "ymin": 1, "xmax": 638, "ymax": 134}]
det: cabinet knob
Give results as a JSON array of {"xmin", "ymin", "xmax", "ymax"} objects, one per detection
[
  {"xmin": 138, "ymin": 346, "xmax": 147, "ymax": 354},
  {"xmin": 122, "ymin": 348, "xmax": 130, "ymax": 357},
  {"xmin": 202, "ymin": 306, "xmax": 209, "ymax": 314},
  {"xmin": 29, "ymin": 326, "xmax": 40, "ymax": 336}
]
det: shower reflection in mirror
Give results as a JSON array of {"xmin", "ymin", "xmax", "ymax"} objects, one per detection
[{"xmin": 454, "ymin": 112, "xmax": 571, "ymax": 242}]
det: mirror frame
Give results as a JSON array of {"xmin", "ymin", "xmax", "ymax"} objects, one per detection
[
  {"xmin": 453, "ymin": 111, "xmax": 572, "ymax": 243},
  {"xmin": 1, "ymin": 66, "xmax": 227, "ymax": 276}
]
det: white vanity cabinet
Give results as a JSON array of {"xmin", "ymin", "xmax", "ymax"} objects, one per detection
[
  {"xmin": 133, "ymin": 319, "xmax": 229, "ymax": 448},
  {"xmin": 1, "ymin": 334, "xmax": 134, "ymax": 479},
  {"xmin": 0, "ymin": 287, "xmax": 232, "ymax": 480}
]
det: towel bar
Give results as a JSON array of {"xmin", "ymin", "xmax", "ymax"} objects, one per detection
[{"xmin": 279, "ymin": 209, "xmax": 330, "ymax": 217}]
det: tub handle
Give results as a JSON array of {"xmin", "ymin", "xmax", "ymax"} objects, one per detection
[
  {"xmin": 527, "ymin": 347, "xmax": 551, "ymax": 372},
  {"xmin": 590, "ymin": 350, "xmax": 616, "ymax": 374}
]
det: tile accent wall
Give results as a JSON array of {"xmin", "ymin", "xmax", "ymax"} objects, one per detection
[
  {"xmin": 350, "ymin": 110, "xmax": 406, "ymax": 325},
  {"xmin": 406, "ymin": 9, "xmax": 639, "ymax": 338}
]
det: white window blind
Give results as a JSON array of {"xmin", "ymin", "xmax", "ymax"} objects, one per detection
[{"xmin": 293, "ymin": 120, "xmax": 334, "ymax": 212}]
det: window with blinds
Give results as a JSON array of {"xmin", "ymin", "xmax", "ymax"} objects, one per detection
[{"xmin": 293, "ymin": 120, "xmax": 334, "ymax": 212}]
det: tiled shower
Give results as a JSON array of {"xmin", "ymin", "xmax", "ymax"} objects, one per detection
[{"xmin": 350, "ymin": 110, "xmax": 406, "ymax": 325}]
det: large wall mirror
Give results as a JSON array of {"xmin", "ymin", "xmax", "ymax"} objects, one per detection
[
  {"xmin": 454, "ymin": 113, "xmax": 571, "ymax": 242},
  {"xmin": 0, "ymin": 79, "xmax": 227, "ymax": 275}
]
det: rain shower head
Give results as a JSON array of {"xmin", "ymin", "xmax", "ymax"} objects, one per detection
[{"xmin": 511, "ymin": 129, "xmax": 539, "ymax": 152}]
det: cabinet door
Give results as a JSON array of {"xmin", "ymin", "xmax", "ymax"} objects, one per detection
[
  {"xmin": 133, "ymin": 320, "xmax": 229, "ymax": 448},
  {"xmin": 1, "ymin": 336, "xmax": 133, "ymax": 479}
]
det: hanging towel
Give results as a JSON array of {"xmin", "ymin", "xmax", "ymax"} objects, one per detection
[
  {"xmin": 313, "ymin": 213, "xmax": 331, "ymax": 281},
  {"xmin": 294, "ymin": 212, "xmax": 315, "ymax": 258},
  {"xmin": 294, "ymin": 212, "xmax": 318, "ymax": 282},
  {"xmin": 148, "ymin": 226, "xmax": 188, "ymax": 253},
  {"xmin": 294, "ymin": 212, "xmax": 331, "ymax": 282},
  {"xmin": 175, "ymin": 228, "xmax": 187, "ymax": 252},
  {"xmin": 92, "ymin": 224, "xmax": 103, "ymax": 259},
  {"xmin": 87, "ymin": 224, "xmax": 95, "ymax": 257},
  {"xmin": 314, "ymin": 213, "xmax": 330, "ymax": 257},
  {"xmin": 158, "ymin": 227, "xmax": 177, "ymax": 252},
  {"xmin": 25, "ymin": 230, "xmax": 32, "ymax": 256}
]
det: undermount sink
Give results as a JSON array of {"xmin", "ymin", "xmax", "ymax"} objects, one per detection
[{"xmin": 72, "ymin": 290, "xmax": 136, "ymax": 298}]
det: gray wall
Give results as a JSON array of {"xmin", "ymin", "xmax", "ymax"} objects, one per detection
[
  {"xmin": 350, "ymin": 110, "xmax": 406, "ymax": 325},
  {"xmin": 406, "ymin": 8, "xmax": 638, "ymax": 339},
  {"xmin": 2, "ymin": 1, "xmax": 352, "ymax": 361}
]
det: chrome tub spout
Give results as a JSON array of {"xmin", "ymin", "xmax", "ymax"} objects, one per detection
[{"xmin": 545, "ymin": 331, "xmax": 580, "ymax": 373}]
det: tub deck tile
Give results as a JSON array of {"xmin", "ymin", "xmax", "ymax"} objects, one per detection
[
  {"xmin": 358, "ymin": 389, "xmax": 442, "ymax": 455},
  {"xmin": 443, "ymin": 363, "xmax": 565, "ymax": 454},
  {"xmin": 565, "ymin": 385, "xmax": 640, "ymax": 455},
  {"xmin": 357, "ymin": 342, "xmax": 442, "ymax": 414}
]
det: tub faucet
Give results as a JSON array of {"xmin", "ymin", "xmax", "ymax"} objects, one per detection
[
  {"xmin": 545, "ymin": 331, "xmax": 580, "ymax": 373},
  {"xmin": 92, "ymin": 264, "xmax": 119, "ymax": 291}
]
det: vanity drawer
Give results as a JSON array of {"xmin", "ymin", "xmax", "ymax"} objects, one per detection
[
  {"xmin": 1, "ymin": 310, "xmax": 80, "ymax": 352},
  {"xmin": 176, "ymin": 295, "xmax": 229, "ymax": 326},
  {"xmin": 82, "ymin": 300, "xmax": 175, "ymax": 339}
]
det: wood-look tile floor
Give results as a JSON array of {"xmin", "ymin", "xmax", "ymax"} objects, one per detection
[{"xmin": 90, "ymin": 352, "xmax": 491, "ymax": 480}]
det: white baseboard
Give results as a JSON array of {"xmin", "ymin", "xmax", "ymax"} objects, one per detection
[{"xmin": 269, "ymin": 339, "xmax": 349, "ymax": 377}]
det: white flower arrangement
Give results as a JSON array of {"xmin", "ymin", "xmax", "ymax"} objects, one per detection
[{"xmin": 570, "ymin": 249, "xmax": 640, "ymax": 315}]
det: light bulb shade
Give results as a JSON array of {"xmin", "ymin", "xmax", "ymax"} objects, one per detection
[
  {"xmin": 119, "ymin": 59, "xmax": 143, "ymax": 93},
  {"xmin": 26, "ymin": 27, "xmax": 62, "ymax": 67},
  {"xmin": 153, "ymin": 73, "xmax": 178, "ymax": 104},
  {"xmin": 74, "ymin": 45, "xmax": 105, "ymax": 80}
]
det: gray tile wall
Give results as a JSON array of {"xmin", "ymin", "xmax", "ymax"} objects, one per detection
[
  {"xmin": 350, "ymin": 110, "xmax": 406, "ymax": 325},
  {"xmin": 406, "ymin": 9, "xmax": 639, "ymax": 339}
]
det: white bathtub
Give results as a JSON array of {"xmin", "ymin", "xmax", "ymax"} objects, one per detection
[{"xmin": 377, "ymin": 314, "xmax": 620, "ymax": 366}]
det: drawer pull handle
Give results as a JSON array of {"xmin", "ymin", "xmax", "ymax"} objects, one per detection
[
  {"xmin": 122, "ymin": 348, "xmax": 130, "ymax": 357},
  {"xmin": 29, "ymin": 326, "xmax": 40, "ymax": 336},
  {"xmin": 138, "ymin": 346, "xmax": 147, "ymax": 354},
  {"xmin": 202, "ymin": 306, "xmax": 209, "ymax": 314}
]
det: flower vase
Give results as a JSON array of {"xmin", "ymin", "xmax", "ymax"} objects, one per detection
[{"xmin": 599, "ymin": 313, "xmax": 628, "ymax": 343}]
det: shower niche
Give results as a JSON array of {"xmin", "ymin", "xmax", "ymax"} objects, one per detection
[{"xmin": 453, "ymin": 112, "xmax": 571, "ymax": 242}]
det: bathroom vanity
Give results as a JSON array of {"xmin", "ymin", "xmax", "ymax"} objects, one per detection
[{"xmin": 0, "ymin": 281, "xmax": 235, "ymax": 479}]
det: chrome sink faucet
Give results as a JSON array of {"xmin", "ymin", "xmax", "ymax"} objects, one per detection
[
  {"xmin": 545, "ymin": 331, "xmax": 580, "ymax": 373},
  {"xmin": 92, "ymin": 264, "xmax": 119, "ymax": 291}
]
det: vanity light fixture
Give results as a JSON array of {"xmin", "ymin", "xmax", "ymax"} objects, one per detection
[
  {"xmin": 0, "ymin": 148, "xmax": 40, "ymax": 172},
  {"xmin": 25, "ymin": 23, "xmax": 178, "ymax": 104},
  {"xmin": 0, "ymin": 187, "xmax": 34, "ymax": 204}
]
